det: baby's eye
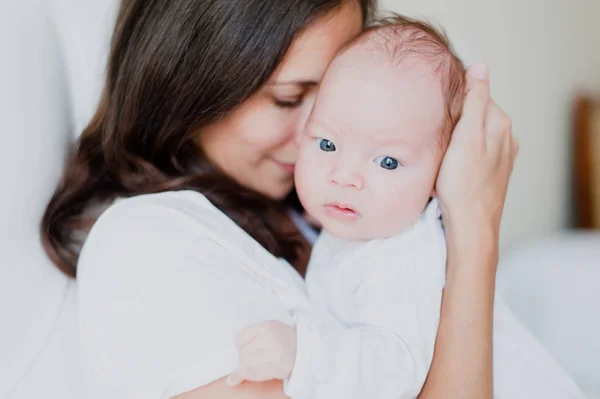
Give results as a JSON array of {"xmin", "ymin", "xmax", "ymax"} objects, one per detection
[
  {"xmin": 376, "ymin": 156, "xmax": 400, "ymax": 170},
  {"xmin": 317, "ymin": 138, "xmax": 336, "ymax": 152}
]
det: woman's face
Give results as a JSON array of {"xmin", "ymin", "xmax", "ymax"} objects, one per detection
[{"xmin": 197, "ymin": 2, "xmax": 363, "ymax": 200}]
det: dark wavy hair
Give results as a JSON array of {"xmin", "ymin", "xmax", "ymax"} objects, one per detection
[{"xmin": 41, "ymin": 0, "xmax": 376, "ymax": 277}]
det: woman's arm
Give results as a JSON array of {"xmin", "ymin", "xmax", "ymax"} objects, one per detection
[
  {"xmin": 418, "ymin": 63, "xmax": 518, "ymax": 399},
  {"xmin": 174, "ymin": 378, "xmax": 287, "ymax": 399},
  {"xmin": 418, "ymin": 222, "xmax": 498, "ymax": 398}
]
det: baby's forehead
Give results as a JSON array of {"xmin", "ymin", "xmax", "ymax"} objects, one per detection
[
  {"xmin": 334, "ymin": 26, "xmax": 446, "ymax": 80},
  {"xmin": 314, "ymin": 18, "xmax": 464, "ymax": 153},
  {"xmin": 337, "ymin": 51, "xmax": 440, "ymax": 89},
  {"xmin": 320, "ymin": 38, "xmax": 447, "ymax": 124},
  {"xmin": 315, "ymin": 33, "xmax": 449, "ymax": 150},
  {"xmin": 355, "ymin": 122, "xmax": 442, "ymax": 149}
]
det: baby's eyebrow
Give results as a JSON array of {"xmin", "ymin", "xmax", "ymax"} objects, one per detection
[
  {"xmin": 308, "ymin": 119, "xmax": 340, "ymax": 137},
  {"xmin": 367, "ymin": 131, "xmax": 422, "ymax": 158}
]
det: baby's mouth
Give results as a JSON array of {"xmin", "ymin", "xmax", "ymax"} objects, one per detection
[{"xmin": 324, "ymin": 202, "xmax": 360, "ymax": 221}]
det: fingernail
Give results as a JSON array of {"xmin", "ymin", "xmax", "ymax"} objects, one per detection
[{"xmin": 469, "ymin": 63, "xmax": 489, "ymax": 80}]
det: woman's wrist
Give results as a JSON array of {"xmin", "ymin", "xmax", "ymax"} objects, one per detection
[{"xmin": 443, "ymin": 208, "xmax": 499, "ymax": 274}]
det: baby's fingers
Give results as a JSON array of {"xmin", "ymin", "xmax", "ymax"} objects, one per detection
[
  {"xmin": 226, "ymin": 368, "xmax": 246, "ymax": 387},
  {"xmin": 235, "ymin": 324, "xmax": 266, "ymax": 351}
]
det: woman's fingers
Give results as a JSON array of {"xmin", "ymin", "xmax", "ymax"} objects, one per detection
[
  {"xmin": 457, "ymin": 63, "xmax": 491, "ymax": 143},
  {"xmin": 511, "ymin": 135, "xmax": 520, "ymax": 162},
  {"xmin": 435, "ymin": 60, "xmax": 517, "ymax": 236},
  {"xmin": 484, "ymin": 99, "xmax": 518, "ymax": 191},
  {"xmin": 484, "ymin": 99, "xmax": 512, "ymax": 151}
]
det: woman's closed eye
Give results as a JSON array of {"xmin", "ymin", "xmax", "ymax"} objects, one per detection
[
  {"xmin": 316, "ymin": 138, "xmax": 336, "ymax": 152},
  {"xmin": 375, "ymin": 156, "xmax": 401, "ymax": 170},
  {"xmin": 273, "ymin": 96, "xmax": 303, "ymax": 109}
]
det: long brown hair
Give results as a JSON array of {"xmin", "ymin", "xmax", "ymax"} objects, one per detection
[{"xmin": 42, "ymin": 0, "xmax": 376, "ymax": 278}]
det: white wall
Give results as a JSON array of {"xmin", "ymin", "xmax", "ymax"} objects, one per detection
[{"xmin": 382, "ymin": 0, "xmax": 600, "ymax": 251}]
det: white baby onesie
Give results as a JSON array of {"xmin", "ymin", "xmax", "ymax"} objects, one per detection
[
  {"xmin": 283, "ymin": 197, "xmax": 585, "ymax": 399},
  {"xmin": 284, "ymin": 199, "xmax": 446, "ymax": 399}
]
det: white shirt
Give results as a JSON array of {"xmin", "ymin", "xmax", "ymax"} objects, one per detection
[
  {"xmin": 285, "ymin": 199, "xmax": 446, "ymax": 399},
  {"xmin": 75, "ymin": 190, "xmax": 583, "ymax": 399},
  {"xmin": 76, "ymin": 190, "xmax": 326, "ymax": 399}
]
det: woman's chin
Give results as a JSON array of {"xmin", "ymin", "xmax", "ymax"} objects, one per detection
[{"xmin": 259, "ymin": 182, "xmax": 295, "ymax": 201}]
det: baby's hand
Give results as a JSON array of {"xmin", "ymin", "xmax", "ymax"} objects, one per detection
[{"xmin": 227, "ymin": 320, "xmax": 297, "ymax": 386}]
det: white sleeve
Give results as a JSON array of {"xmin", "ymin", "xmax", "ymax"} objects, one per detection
[
  {"xmin": 77, "ymin": 201, "xmax": 293, "ymax": 399},
  {"xmin": 285, "ymin": 246, "xmax": 445, "ymax": 399}
]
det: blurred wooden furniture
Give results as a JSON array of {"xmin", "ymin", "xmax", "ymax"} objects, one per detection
[{"xmin": 573, "ymin": 95, "xmax": 600, "ymax": 229}]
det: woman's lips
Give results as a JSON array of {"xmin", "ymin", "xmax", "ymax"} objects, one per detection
[
  {"xmin": 273, "ymin": 160, "xmax": 295, "ymax": 174},
  {"xmin": 324, "ymin": 203, "xmax": 360, "ymax": 221}
]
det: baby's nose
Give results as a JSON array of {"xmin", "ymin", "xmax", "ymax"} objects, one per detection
[{"xmin": 330, "ymin": 166, "xmax": 364, "ymax": 190}]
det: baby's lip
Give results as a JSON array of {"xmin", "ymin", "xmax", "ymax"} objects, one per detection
[
  {"xmin": 328, "ymin": 202, "xmax": 358, "ymax": 213},
  {"xmin": 324, "ymin": 202, "xmax": 361, "ymax": 221}
]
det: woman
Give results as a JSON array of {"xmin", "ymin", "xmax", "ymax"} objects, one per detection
[{"xmin": 42, "ymin": 0, "xmax": 516, "ymax": 398}]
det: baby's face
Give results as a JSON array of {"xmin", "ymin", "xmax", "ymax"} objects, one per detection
[{"xmin": 295, "ymin": 49, "xmax": 447, "ymax": 240}]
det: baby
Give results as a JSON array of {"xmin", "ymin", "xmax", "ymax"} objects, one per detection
[
  {"xmin": 228, "ymin": 16, "xmax": 463, "ymax": 399},
  {"xmin": 227, "ymin": 15, "xmax": 585, "ymax": 399}
]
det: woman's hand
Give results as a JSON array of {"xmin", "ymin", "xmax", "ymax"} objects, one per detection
[
  {"xmin": 435, "ymin": 63, "xmax": 518, "ymax": 240},
  {"xmin": 420, "ymin": 64, "xmax": 517, "ymax": 399}
]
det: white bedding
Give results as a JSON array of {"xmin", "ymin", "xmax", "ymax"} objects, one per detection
[{"xmin": 497, "ymin": 231, "xmax": 600, "ymax": 398}]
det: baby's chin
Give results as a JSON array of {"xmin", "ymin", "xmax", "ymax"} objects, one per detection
[
  {"xmin": 325, "ymin": 227, "xmax": 369, "ymax": 241},
  {"xmin": 320, "ymin": 219, "xmax": 389, "ymax": 241},
  {"xmin": 320, "ymin": 215, "xmax": 418, "ymax": 241}
]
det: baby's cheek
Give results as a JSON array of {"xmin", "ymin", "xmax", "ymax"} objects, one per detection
[
  {"xmin": 371, "ymin": 201, "xmax": 417, "ymax": 237},
  {"xmin": 367, "ymin": 181, "xmax": 429, "ymax": 237}
]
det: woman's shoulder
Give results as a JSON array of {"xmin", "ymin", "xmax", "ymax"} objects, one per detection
[
  {"xmin": 86, "ymin": 190, "xmax": 242, "ymax": 250},
  {"xmin": 78, "ymin": 190, "xmax": 291, "ymax": 294},
  {"xmin": 78, "ymin": 190, "xmax": 243, "ymax": 279},
  {"xmin": 100, "ymin": 190, "xmax": 224, "ymax": 229}
]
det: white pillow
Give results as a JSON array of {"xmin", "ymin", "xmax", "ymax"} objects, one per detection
[{"xmin": 0, "ymin": 0, "xmax": 118, "ymax": 396}]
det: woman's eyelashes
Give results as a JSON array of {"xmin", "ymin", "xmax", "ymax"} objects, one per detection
[
  {"xmin": 270, "ymin": 81, "xmax": 317, "ymax": 109},
  {"xmin": 273, "ymin": 97, "xmax": 303, "ymax": 108}
]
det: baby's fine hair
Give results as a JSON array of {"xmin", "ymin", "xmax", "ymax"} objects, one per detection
[{"xmin": 344, "ymin": 14, "xmax": 467, "ymax": 146}]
